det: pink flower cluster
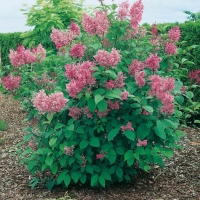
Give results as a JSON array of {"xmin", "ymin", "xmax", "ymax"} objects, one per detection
[
  {"xmin": 107, "ymin": 100, "xmax": 120, "ymax": 110},
  {"xmin": 120, "ymin": 90, "xmax": 129, "ymax": 100},
  {"xmin": 145, "ymin": 54, "xmax": 162, "ymax": 71},
  {"xmin": 121, "ymin": 122, "xmax": 134, "ymax": 133},
  {"xmin": 50, "ymin": 22, "xmax": 80, "ymax": 50},
  {"xmin": 168, "ymin": 26, "xmax": 181, "ymax": 42},
  {"xmin": 69, "ymin": 42, "xmax": 86, "ymax": 59},
  {"xmin": 129, "ymin": 0, "xmax": 144, "ymax": 35},
  {"xmin": 1, "ymin": 74, "xmax": 21, "ymax": 91},
  {"xmin": 68, "ymin": 106, "xmax": 92, "ymax": 119},
  {"xmin": 148, "ymin": 75, "xmax": 175, "ymax": 114},
  {"xmin": 94, "ymin": 48, "xmax": 121, "ymax": 68},
  {"xmin": 118, "ymin": 0, "xmax": 130, "ymax": 21},
  {"xmin": 96, "ymin": 151, "xmax": 105, "ymax": 159},
  {"xmin": 32, "ymin": 90, "xmax": 68, "ymax": 113},
  {"xmin": 64, "ymin": 146, "xmax": 75, "ymax": 156},
  {"xmin": 82, "ymin": 11, "xmax": 109, "ymax": 36},
  {"xmin": 137, "ymin": 139, "xmax": 147, "ymax": 146},
  {"xmin": 188, "ymin": 70, "xmax": 200, "ymax": 84},
  {"xmin": 150, "ymin": 23, "xmax": 158, "ymax": 36},
  {"xmin": 65, "ymin": 61, "xmax": 96, "ymax": 98},
  {"xmin": 9, "ymin": 44, "xmax": 46, "ymax": 67},
  {"xmin": 165, "ymin": 42, "xmax": 177, "ymax": 55},
  {"xmin": 104, "ymin": 72, "xmax": 126, "ymax": 89},
  {"xmin": 128, "ymin": 59, "xmax": 146, "ymax": 88}
]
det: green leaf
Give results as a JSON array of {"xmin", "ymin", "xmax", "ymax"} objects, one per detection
[
  {"xmin": 49, "ymin": 137, "xmax": 57, "ymax": 147},
  {"xmin": 108, "ymin": 127, "xmax": 120, "ymax": 141},
  {"xmin": 88, "ymin": 98, "xmax": 96, "ymax": 112},
  {"xmin": 46, "ymin": 179, "xmax": 55, "ymax": 191},
  {"xmin": 124, "ymin": 150, "xmax": 133, "ymax": 161},
  {"xmin": 51, "ymin": 163, "xmax": 58, "ymax": 175},
  {"xmin": 54, "ymin": 123, "xmax": 64, "ymax": 130},
  {"xmin": 101, "ymin": 171, "xmax": 111, "ymax": 180},
  {"xmin": 57, "ymin": 170, "xmax": 68, "ymax": 184},
  {"xmin": 86, "ymin": 165, "xmax": 94, "ymax": 174},
  {"xmin": 194, "ymin": 120, "xmax": 200, "ymax": 124},
  {"xmin": 97, "ymin": 99, "xmax": 107, "ymax": 112},
  {"xmin": 79, "ymin": 140, "xmax": 89, "ymax": 149},
  {"xmin": 93, "ymin": 88, "xmax": 106, "ymax": 95},
  {"xmin": 116, "ymin": 166, "xmax": 123, "ymax": 178},
  {"xmin": 64, "ymin": 174, "xmax": 71, "ymax": 187},
  {"xmin": 90, "ymin": 137, "xmax": 100, "ymax": 147},
  {"xmin": 154, "ymin": 120, "xmax": 166, "ymax": 139},
  {"xmin": 127, "ymin": 156, "xmax": 135, "ymax": 167},
  {"xmin": 91, "ymin": 174, "xmax": 99, "ymax": 186},
  {"xmin": 80, "ymin": 174, "xmax": 87, "ymax": 184},
  {"xmin": 105, "ymin": 89, "xmax": 121, "ymax": 99},
  {"xmin": 142, "ymin": 106, "xmax": 153, "ymax": 113},
  {"xmin": 136, "ymin": 123, "xmax": 150, "ymax": 139},
  {"xmin": 99, "ymin": 175, "xmax": 105, "ymax": 187},
  {"xmin": 45, "ymin": 156, "xmax": 53, "ymax": 166},
  {"xmin": 115, "ymin": 147, "xmax": 124, "ymax": 155},
  {"xmin": 27, "ymin": 160, "xmax": 36, "ymax": 171},
  {"xmin": 124, "ymin": 130, "xmax": 135, "ymax": 141},
  {"xmin": 59, "ymin": 157, "xmax": 66, "ymax": 167},
  {"xmin": 71, "ymin": 172, "xmax": 79, "ymax": 183},
  {"xmin": 186, "ymin": 91, "xmax": 194, "ymax": 99},
  {"xmin": 95, "ymin": 94, "xmax": 104, "ymax": 105},
  {"xmin": 106, "ymin": 149, "xmax": 117, "ymax": 164}
]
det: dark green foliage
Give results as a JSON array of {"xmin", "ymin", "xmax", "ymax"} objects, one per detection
[
  {"xmin": 0, "ymin": 32, "xmax": 25, "ymax": 66},
  {"xmin": 0, "ymin": 119, "xmax": 9, "ymax": 131}
]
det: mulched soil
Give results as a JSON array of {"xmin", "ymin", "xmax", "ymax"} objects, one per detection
[{"xmin": 0, "ymin": 96, "xmax": 199, "ymax": 200}]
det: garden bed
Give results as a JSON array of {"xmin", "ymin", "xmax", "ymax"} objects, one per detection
[{"xmin": 0, "ymin": 96, "xmax": 199, "ymax": 200}]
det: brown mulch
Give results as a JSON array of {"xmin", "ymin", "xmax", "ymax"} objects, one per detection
[{"xmin": 0, "ymin": 96, "xmax": 199, "ymax": 200}]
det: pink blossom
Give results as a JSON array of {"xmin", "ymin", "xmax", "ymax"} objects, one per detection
[
  {"xmin": 82, "ymin": 11, "xmax": 109, "ymax": 36},
  {"xmin": 69, "ymin": 42, "xmax": 86, "ymax": 59},
  {"xmin": 81, "ymin": 154, "xmax": 87, "ymax": 167},
  {"xmin": 181, "ymin": 86, "xmax": 187, "ymax": 94},
  {"xmin": 135, "ymin": 71, "xmax": 146, "ymax": 88},
  {"xmin": 128, "ymin": 59, "xmax": 144, "ymax": 76},
  {"xmin": 1, "ymin": 74, "xmax": 21, "ymax": 91},
  {"xmin": 28, "ymin": 139, "xmax": 37, "ymax": 151},
  {"xmin": 9, "ymin": 44, "xmax": 46, "ymax": 67},
  {"xmin": 104, "ymin": 80, "xmax": 115, "ymax": 89},
  {"xmin": 96, "ymin": 151, "xmax": 105, "ymax": 159},
  {"xmin": 64, "ymin": 146, "xmax": 75, "ymax": 156},
  {"xmin": 96, "ymin": 109, "xmax": 110, "ymax": 118},
  {"xmin": 118, "ymin": 0, "xmax": 130, "ymax": 21},
  {"xmin": 129, "ymin": 0, "xmax": 144, "ymax": 35},
  {"xmin": 120, "ymin": 90, "xmax": 129, "ymax": 100},
  {"xmin": 65, "ymin": 62, "xmax": 96, "ymax": 98},
  {"xmin": 168, "ymin": 26, "xmax": 181, "ymax": 42},
  {"xmin": 137, "ymin": 139, "xmax": 147, "ymax": 146},
  {"xmin": 142, "ymin": 109, "xmax": 150, "ymax": 115},
  {"xmin": 107, "ymin": 100, "xmax": 120, "ymax": 110},
  {"xmin": 150, "ymin": 23, "xmax": 158, "ymax": 36},
  {"xmin": 82, "ymin": 106, "xmax": 93, "ymax": 119},
  {"xmin": 145, "ymin": 54, "xmax": 162, "ymax": 71},
  {"xmin": 32, "ymin": 90, "xmax": 68, "ymax": 113},
  {"xmin": 148, "ymin": 75, "xmax": 175, "ymax": 114},
  {"xmin": 94, "ymin": 48, "xmax": 121, "ymax": 68},
  {"xmin": 114, "ymin": 72, "xmax": 126, "ymax": 88},
  {"xmin": 150, "ymin": 35, "xmax": 161, "ymax": 47},
  {"xmin": 165, "ymin": 42, "xmax": 177, "ymax": 55},
  {"xmin": 188, "ymin": 70, "xmax": 200, "ymax": 84},
  {"xmin": 50, "ymin": 28, "xmax": 76, "ymax": 50},
  {"xmin": 70, "ymin": 21, "xmax": 80, "ymax": 36},
  {"xmin": 121, "ymin": 122, "xmax": 134, "ymax": 133},
  {"xmin": 138, "ymin": 26, "xmax": 147, "ymax": 37},
  {"xmin": 68, "ymin": 106, "xmax": 82, "ymax": 119}
]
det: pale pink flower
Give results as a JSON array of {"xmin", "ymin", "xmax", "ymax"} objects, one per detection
[
  {"xmin": 94, "ymin": 48, "xmax": 121, "ymax": 68},
  {"xmin": 96, "ymin": 151, "xmax": 105, "ymax": 159},
  {"xmin": 107, "ymin": 100, "xmax": 120, "ymax": 110},
  {"xmin": 82, "ymin": 106, "xmax": 93, "ymax": 119},
  {"xmin": 1, "ymin": 74, "xmax": 21, "ymax": 91},
  {"xmin": 128, "ymin": 59, "xmax": 144, "ymax": 76},
  {"xmin": 165, "ymin": 42, "xmax": 177, "ymax": 55},
  {"xmin": 142, "ymin": 109, "xmax": 150, "ymax": 115},
  {"xmin": 114, "ymin": 72, "xmax": 126, "ymax": 88},
  {"xmin": 188, "ymin": 70, "xmax": 200, "ymax": 84},
  {"xmin": 168, "ymin": 26, "xmax": 181, "ymax": 42},
  {"xmin": 104, "ymin": 80, "xmax": 115, "ymax": 89},
  {"xmin": 138, "ymin": 26, "xmax": 147, "ymax": 37},
  {"xmin": 82, "ymin": 11, "xmax": 109, "ymax": 36},
  {"xmin": 70, "ymin": 21, "xmax": 80, "ymax": 36},
  {"xmin": 96, "ymin": 109, "xmax": 110, "ymax": 118},
  {"xmin": 68, "ymin": 106, "xmax": 82, "ymax": 119},
  {"xmin": 150, "ymin": 23, "xmax": 158, "ymax": 36},
  {"xmin": 137, "ymin": 139, "xmax": 147, "ymax": 146},
  {"xmin": 145, "ymin": 54, "xmax": 162, "ymax": 71},
  {"xmin": 120, "ymin": 90, "xmax": 129, "ymax": 100},
  {"xmin": 135, "ymin": 71, "xmax": 146, "ymax": 88},
  {"xmin": 118, "ymin": 0, "xmax": 130, "ymax": 21},
  {"xmin": 121, "ymin": 122, "xmax": 134, "ymax": 133},
  {"xmin": 31, "ymin": 44, "xmax": 46, "ymax": 61},
  {"xmin": 69, "ymin": 42, "xmax": 86, "ymax": 59},
  {"xmin": 64, "ymin": 146, "xmax": 75, "ymax": 156}
]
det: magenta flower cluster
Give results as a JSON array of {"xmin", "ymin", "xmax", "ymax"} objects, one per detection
[
  {"xmin": 94, "ymin": 48, "xmax": 121, "ymax": 68},
  {"xmin": 82, "ymin": 11, "xmax": 109, "ymax": 36},
  {"xmin": 148, "ymin": 75, "xmax": 175, "ymax": 114},
  {"xmin": 188, "ymin": 70, "xmax": 200, "ymax": 84},
  {"xmin": 32, "ymin": 90, "xmax": 68, "ymax": 113},
  {"xmin": 9, "ymin": 44, "xmax": 46, "ymax": 67},
  {"xmin": 1, "ymin": 74, "xmax": 21, "ymax": 91},
  {"xmin": 69, "ymin": 42, "xmax": 86, "ymax": 59},
  {"xmin": 65, "ymin": 61, "xmax": 96, "ymax": 98},
  {"xmin": 145, "ymin": 54, "xmax": 162, "ymax": 71}
]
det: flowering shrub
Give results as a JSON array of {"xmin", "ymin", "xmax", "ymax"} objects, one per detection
[{"xmin": 0, "ymin": 0, "xmax": 186, "ymax": 190}]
